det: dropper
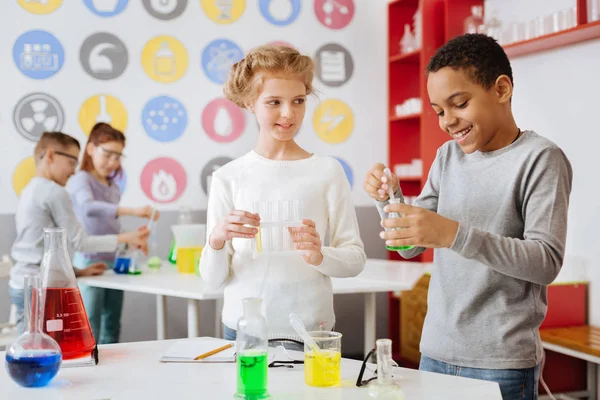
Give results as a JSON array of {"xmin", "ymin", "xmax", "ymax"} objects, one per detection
[{"xmin": 383, "ymin": 167, "xmax": 396, "ymax": 201}]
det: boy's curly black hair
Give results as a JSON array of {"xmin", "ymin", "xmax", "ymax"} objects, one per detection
[{"xmin": 426, "ymin": 34, "xmax": 513, "ymax": 90}]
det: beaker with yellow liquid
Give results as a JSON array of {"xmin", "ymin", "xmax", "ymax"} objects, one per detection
[
  {"xmin": 171, "ymin": 224, "xmax": 206, "ymax": 275},
  {"xmin": 154, "ymin": 42, "xmax": 175, "ymax": 76},
  {"xmin": 304, "ymin": 331, "xmax": 342, "ymax": 387}
]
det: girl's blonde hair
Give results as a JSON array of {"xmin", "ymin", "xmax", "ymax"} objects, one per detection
[{"xmin": 224, "ymin": 45, "xmax": 314, "ymax": 109}]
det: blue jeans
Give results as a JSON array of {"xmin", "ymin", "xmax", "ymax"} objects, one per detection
[
  {"xmin": 419, "ymin": 354, "xmax": 540, "ymax": 400},
  {"xmin": 8, "ymin": 287, "xmax": 25, "ymax": 334},
  {"xmin": 73, "ymin": 253, "xmax": 124, "ymax": 345},
  {"xmin": 224, "ymin": 325, "xmax": 305, "ymax": 352}
]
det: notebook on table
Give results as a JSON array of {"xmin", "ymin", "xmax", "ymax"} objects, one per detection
[{"xmin": 159, "ymin": 338, "xmax": 237, "ymax": 363}]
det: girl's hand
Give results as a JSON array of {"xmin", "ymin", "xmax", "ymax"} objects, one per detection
[
  {"xmin": 118, "ymin": 226, "xmax": 150, "ymax": 255},
  {"xmin": 209, "ymin": 210, "xmax": 260, "ymax": 250},
  {"xmin": 136, "ymin": 205, "xmax": 160, "ymax": 220},
  {"xmin": 290, "ymin": 219, "xmax": 323, "ymax": 266}
]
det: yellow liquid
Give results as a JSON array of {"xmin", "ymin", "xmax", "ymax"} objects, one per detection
[
  {"xmin": 304, "ymin": 350, "xmax": 341, "ymax": 387},
  {"xmin": 255, "ymin": 228, "xmax": 262, "ymax": 253},
  {"xmin": 176, "ymin": 246, "xmax": 202, "ymax": 274}
]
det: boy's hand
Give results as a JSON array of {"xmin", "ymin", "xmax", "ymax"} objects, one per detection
[
  {"xmin": 290, "ymin": 219, "xmax": 323, "ymax": 266},
  {"xmin": 209, "ymin": 210, "xmax": 260, "ymax": 250},
  {"xmin": 380, "ymin": 203, "xmax": 459, "ymax": 248},
  {"xmin": 75, "ymin": 262, "xmax": 107, "ymax": 277},
  {"xmin": 136, "ymin": 205, "xmax": 160, "ymax": 220},
  {"xmin": 363, "ymin": 163, "xmax": 400, "ymax": 201}
]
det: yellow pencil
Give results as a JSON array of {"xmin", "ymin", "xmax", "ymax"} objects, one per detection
[{"xmin": 194, "ymin": 343, "xmax": 234, "ymax": 360}]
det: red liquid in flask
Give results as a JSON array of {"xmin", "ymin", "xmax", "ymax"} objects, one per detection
[{"xmin": 42, "ymin": 287, "xmax": 96, "ymax": 360}]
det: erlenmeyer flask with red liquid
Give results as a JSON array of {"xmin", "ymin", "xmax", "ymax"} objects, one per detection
[{"xmin": 40, "ymin": 227, "xmax": 98, "ymax": 367}]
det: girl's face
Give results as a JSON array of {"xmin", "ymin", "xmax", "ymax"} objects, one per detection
[
  {"xmin": 249, "ymin": 75, "xmax": 307, "ymax": 143},
  {"xmin": 87, "ymin": 140, "xmax": 124, "ymax": 178}
]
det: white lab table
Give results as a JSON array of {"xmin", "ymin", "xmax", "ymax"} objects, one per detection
[{"xmin": 0, "ymin": 338, "xmax": 502, "ymax": 399}]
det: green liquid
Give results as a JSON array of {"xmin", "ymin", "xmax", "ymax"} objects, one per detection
[
  {"xmin": 167, "ymin": 239, "xmax": 177, "ymax": 264},
  {"xmin": 236, "ymin": 351, "xmax": 269, "ymax": 400},
  {"xmin": 387, "ymin": 245, "xmax": 415, "ymax": 251}
]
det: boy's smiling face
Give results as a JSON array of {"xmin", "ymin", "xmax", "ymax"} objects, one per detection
[{"xmin": 427, "ymin": 66, "xmax": 513, "ymax": 154}]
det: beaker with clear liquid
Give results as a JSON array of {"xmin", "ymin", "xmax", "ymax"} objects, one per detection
[
  {"xmin": 40, "ymin": 228, "xmax": 98, "ymax": 366},
  {"xmin": 252, "ymin": 200, "xmax": 303, "ymax": 256},
  {"xmin": 368, "ymin": 339, "xmax": 404, "ymax": 399},
  {"xmin": 5, "ymin": 274, "xmax": 62, "ymax": 387}
]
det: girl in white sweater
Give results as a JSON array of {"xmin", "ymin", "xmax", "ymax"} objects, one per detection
[{"xmin": 200, "ymin": 45, "xmax": 366, "ymax": 346}]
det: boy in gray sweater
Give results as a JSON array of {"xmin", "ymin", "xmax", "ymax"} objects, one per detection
[
  {"xmin": 364, "ymin": 34, "xmax": 572, "ymax": 400},
  {"xmin": 9, "ymin": 132, "xmax": 149, "ymax": 332}
]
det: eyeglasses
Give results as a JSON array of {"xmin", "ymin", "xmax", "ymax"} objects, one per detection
[
  {"xmin": 267, "ymin": 340, "xmax": 304, "ymax": 369},
  {"xmin": 356, "ymin": 347, "xmax": 378, "ymax": 387},
  {"xmin": 97, "ymin": 146, "xmax": 124, "ymax": 161},
  {"xmin": 39, "ymin": 151, "xmax": 79, "ymax": 168}
]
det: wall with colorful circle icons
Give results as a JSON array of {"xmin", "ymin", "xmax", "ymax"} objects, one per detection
[
  {"xmin": 141, "ymin": 157, "xmax": 187, "ymax": 204},
  {"xmin": 201, "ymin": 0, "xmax": 246, "ymax": 24},
  {"xmin": 13, "ymin": 157, "xmax": 37, "ymax": 197},
  {"xmin": 259, "ymin": 0, "xmax": 302, "ymax": 26},
  {"xmin": 14, "ymin": 93, "xmax": 64, "ymax": 142},
  {"xmin": 2, "ymin": 1, "xmax": 388, "ymax": 209},
  {"xmin": 80, "ymin": 33, "xmax": 128, "ymax": 80},
  {"xmin": 84, "ymin": 0, "xmax": 128, "ymax": 17},
  {"xmin": 142, "ymin": 36, "xmax": 188, "ymax": 84},
  {"xmin": 18, "ymin": 0, "xmax": 63, "ymax": 14},
  {"xmin": 13, "ymin": 30, "xmax": 64, "ymax": 80},
  {"xmin": 142, "ymin": 96, "xmax": 188, "ymax": 142},
  {"xmin": 313, "ymin": 99, "xmax": 354, "ymax": 144},
  {"xmin": 202, "ymin": 98, "xmax": 245, "ymax": 143},
  {"xmin": 79, "ymin": 94, "xmax": 128, "ymax": 134},
  {"xmin": 201, "ymin": 39, "xmax": 244, "ymax": 85}
]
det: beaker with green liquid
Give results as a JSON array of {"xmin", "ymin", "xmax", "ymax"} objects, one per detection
[
  {"xmin": 386, "ymin": 198, "xmax": 414, "ymax": 252},
  {"xmin": 235, "ymin": 298, "xmax": 270, "ymax": 400}
]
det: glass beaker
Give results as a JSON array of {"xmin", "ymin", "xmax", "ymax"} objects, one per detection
[
  {"xmin": 5, "ymin": 274, "xmax": 62, "ymax": 387},
  {"xmin": 171, "ymin": 224, "xmax": 206, "ymax": 274},
  {"xmin": 168, "ymin": 206, "xmax": 194, "ymax": 265},
  {"xmin": 386, "ymin": 198, "xmax": 414, "ymax": 251},
  {"xmin": 304, "ymin": 331, "xmax": 342, "ymax": 387},
  {"xmin": 40, "ymin": 228, "xmax": 98, "ymax": 366},
  {"xmin": 235, "ymin": 298, "xmax": 270, "ymax": 400},
  {"xmin": 368, "ymin": 339, "xmax": 404, "ymax": 399},
  {"xmin": 114, "ymin": 244, "xmax": 132, "ymax": 274}
]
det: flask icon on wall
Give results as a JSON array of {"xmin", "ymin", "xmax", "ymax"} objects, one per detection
[{"xmin": 154, "ymin": 42, "xmax": 175, "ymax": 76}]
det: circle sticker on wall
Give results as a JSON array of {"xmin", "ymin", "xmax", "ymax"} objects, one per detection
[
  {"xmin": 141, "ymin": 157, "xmax": 187, "ymax": 203},
  {"xmin": 79, "ymin": 94, "xmax": 128, "ymax": 135},
  {"xmin": 334, "ymin": 157, "xmax": 354, "ymax": 188},
  {"xmin": 313, "ymin": 99, "xmax": 354, "ymax": 144},
  {"xmin": 259, "ymin": 0, "xmax": 301, "ymax": 26},
  {"xmin": 13, "ymin": 156, "xmax": 36, "ymax": 197},
  {"xmin": 202, "ymin": 98, "xmax": 245, "ymax": 143},
  {"xmin": 201, "ymin": 39, "xmax": 243, "ymax": 85},
  {"xmin": 315, "ymin": 43, "xmax": 353, "ymax": 87},
  {"xmin": 142, "ymin": 95, "xmax": 188, "ymax": 142},
  {"xmin": 200, "ymin": 156, "xmax": 234, "ymax": 196},
  {"xmin": 113, "ymin": 168, "xmax": 127, "ymax": 194},
  {"xmin": 13, "ymin": 30, "xmax": 64, "ymax": 80},
  {"xmin": 267, "ymin": 41, "xmax": 296, "ymax": 49},
  {"xmin": 80, "ymin": 33, "xmax": 128, "ymax": 80},
  {"xmin": 13, "ymin": 93, "xmax": 65, "ymax": 142},
  {"xmin": 314, "ymin": 0, "xmax": 354, "ymax": 29},
  {"xmin": 142, "ymin": 0, "xmax": 187, "ymax": 20},
  {"xmin": 201, "ymin": 0, "xmax": 245, "ymax": 24},
  {"xmin": 142, "ymin": 36, "xmax": 188, "ymax": 83},
  {"xmin": 83, "ymin": 0, "xmax": 128, "ymax": 17},
  {"xmin": 18, "ymin": 0, "xmax": 62, "ymax": 14}
]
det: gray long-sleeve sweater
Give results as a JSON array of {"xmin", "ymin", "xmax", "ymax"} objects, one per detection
[{"xmin": 377, "ymin": 131, "xmax": 572, "ymax": 369}]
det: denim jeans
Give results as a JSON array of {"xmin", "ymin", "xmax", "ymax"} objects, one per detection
[
  {"xmin": 224, "ymin": 325, "xmax": 305, "ymax": 352},
  {"xmin": 8, "ymin": 287, "xmax": 25, "ymax": 334},
  {"xmin": 419, "ymin": 354, "xmax": 540, "ymax": 400},
  {"xmin": 73, "ymin": 253, "xmax": 123, "ymax": 344}
]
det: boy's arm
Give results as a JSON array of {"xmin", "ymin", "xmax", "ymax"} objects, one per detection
[
  {"xmin": 48, "ymin": 187, "xmax": 117, "ymax": 253},
  {"xmin": 316, "ymin": 164, "xmax": 366, "ymax": 278},
  {"xmin": 451, "ymin": 147, "xmax": 572, "ymax": 285},
  {"xmin": 199, "ymin": 174, "xmax": 233, "ymax": 288},
  {"xmin": 68, "ymin": 175, "xmax": 118, "ymax": 218},
  {"xmin": 375, "ymin": 149, "xmax": 443, "ymax": 259}
]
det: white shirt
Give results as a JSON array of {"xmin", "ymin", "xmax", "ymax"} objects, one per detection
[{"xmin": 200, "ymin": 151, "xmax": 366, "ymax": 339}]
